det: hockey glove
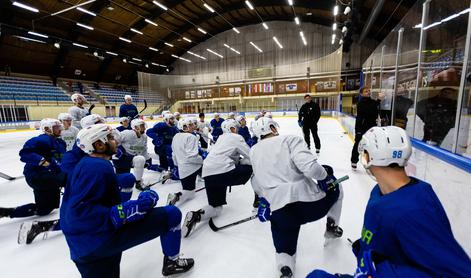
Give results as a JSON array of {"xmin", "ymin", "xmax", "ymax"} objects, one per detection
[
  {"xmin": 354, "ymin": 250, "xmax": 388, "ymax": 278},
  {"xmin": 298, "ymin": 120, "xmax": 304, "ymax": 127},
  {"xmin": 198, "ymin": 148, "xmax": 208, "ymax": 160},
  {"xmin": 170, "ymin": 167, "xmax": 180, "ymax": 180},
  {"xmin": 257, "ymin": 197, "xmax": 271, "ymax": 222},
  {"xmin": 317, "ymin": 165, "xmax": 338, "ymax": 194},
  {"xmin": 138, "ymin": 189, "xmax": 159, "ymax": 208},
  {"xmin": 110, "ymin": 199, "xmax": 152, "ymax": 228},
  {"xmin": 247, "ymin": 139, "xmax": 256, "ymax": 148},
  {"xmin": 145, "ymin": 158, "xmax": 152, "ymax": 169},
  {"xmin": 306, "ymin": 270, "xmax": 351, "ymax": 278},
  {"xmin": 89, "ymin": 104, "xmax": 95, "ymax": 113}
]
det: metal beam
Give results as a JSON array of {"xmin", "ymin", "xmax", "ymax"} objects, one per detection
[{"xmin": 359, "ymin": 0, "xmax": 386, "ymax": 43}]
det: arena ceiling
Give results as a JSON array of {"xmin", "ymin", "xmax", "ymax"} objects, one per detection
[{"xmin": 0, "ymin": 0, "xmax": 417, "ymax": 84}]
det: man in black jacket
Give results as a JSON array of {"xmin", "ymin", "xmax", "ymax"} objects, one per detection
[
  {"xmin": 351, "ymin": 88, "xmax": 380, "ymax": 169},
  {"xmin": 298, "ymin": 94, "xmax": 321, "ymax": 153}
]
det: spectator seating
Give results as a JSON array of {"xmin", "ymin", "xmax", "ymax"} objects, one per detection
[{"xmin": 0, "ymin": 76, "xmax": 69, "ymax": 102}]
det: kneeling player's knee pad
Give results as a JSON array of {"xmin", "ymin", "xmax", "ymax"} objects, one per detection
[
  {"xmin": 117, "ymin": 173, "xmax": 135, "ymax": 202},
  {"xmin": 132, "ymin": 155, "xmax": 146, "ymax": 168},
  {"xmin": 163, "ymin": 205, "xmax": 182, "ymax": 230}
]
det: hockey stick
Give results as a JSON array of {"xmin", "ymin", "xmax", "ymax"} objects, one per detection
[
  {"xmin": 332, "ymin": 175, "xmax": 349, "ymax": 186},
  {"xmin": 208, "ymin": 215, "xmax": 257, "ymax": 232},
  {"xmin": 0, "ymin": 172, "xmax": 24, "ymax": 181}
]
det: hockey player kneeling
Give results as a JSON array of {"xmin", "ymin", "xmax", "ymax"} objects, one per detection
[
  {"xmin": 61, "ymin": 124, "xmax": 194, "ymax": 277},
  {"xmin": 249, "ymin": 117, "xmax": 344, "ymax": 278},
  {"xmin": 308, "ymin": 126, "xmax": 471, "ymax": 278}
]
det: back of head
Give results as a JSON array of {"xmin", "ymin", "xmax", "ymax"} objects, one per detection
[
  {"xmin": 71, "ymin": 93, "xmax": 85, "ymax": 103},
  {"xmin": 58, "ymin": 113, "xmax": 73, "ymax": 121},
  {"xmin": 40, "ymin": 118, "xmax": 62, "ymax": 134},
  {"xmin": 253, "ymin": 117, "xmax": 279, "ymax": 139},
  {"xmin": 131, "ymin": 118, "xmax": 146, "ymax": 130},
  {"xmin": 358, "ymin": 126, "xmax": 411, "ymax": 169},
  {"xmin": 178, "ymin": 118, "xmax": 193, "ymax": 131},
  {"xmin": 119, "ymin": 117, "xmax": 128, "ymax": 124},
  {"xmin": 77, "ymin": 124, "xmax": 113, "ymax": 154},
  {"xmin": 81, "ymin": 114, "xmax": 105, "ymax": 129},
  {"xmin": 221, "ymin": 119, "xmax": 238, "ymax": 133}
]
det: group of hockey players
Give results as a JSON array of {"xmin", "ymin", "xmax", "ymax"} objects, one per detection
[{"xmin": 1, "ymin": 90, "xmax": 471, "ymax": 278}]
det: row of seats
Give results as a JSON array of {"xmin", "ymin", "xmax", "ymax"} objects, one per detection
[{"xmin": 0, "ymin": 76, "xmax": 68, "ymax": 101}]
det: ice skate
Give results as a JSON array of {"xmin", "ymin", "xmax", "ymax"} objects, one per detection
[
  {"xmin": 0, "ymin": 207, "xmax": 14, "ymax": 218},
  {"xmin": 182, "ymin": 209, "xmax": 203, "ymax": 238},
  {"xmin": 18, "ymin": 220, "xmax": 57, "ymax": 244},
  {"xmin": 280, "ymin": 266, "xmax": 293, "ymax": 278},
  {"xmin": 351, "ymin": 163, "xmax": 357, "ymax": 170},
  {"xmin": 167, "ymin": 192, "xmax": 182, "ymax": 206},
  {"xmin": 162, "ymin": 256, "xmax": 194, "ymax": 276},
  {"xmin": 316, "ymin": 149, "xmax": 320, "ymax": 154},
  {"xmin": 324, "ymin": 217, "xmax": 343, "ymax": 246},
  {"xmin": 135, "ymin": 180, "xmax": 151, "ymax": 191}
]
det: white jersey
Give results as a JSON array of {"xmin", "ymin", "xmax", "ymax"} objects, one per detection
[
  {"xmin": 250, "ymin": 135, "xmax": 327, "ymax": 211},
  {"xmin": 171, "ymin": 133, "xmax": 203, "ymax": 179},
  {"xmin": 61, "ymin": 126, "xmax": 79, "ymax": 151},
  {"xmin": 202, "ymin": 133, "xmax": 251, "ymax": 177},
  {"xmin": 196, "ymin": 120, "xmax": 211, "ymax": 141},
  {"xmin": 68, "ymin": 106, "xmax": 89, "ymax": 129},
  {"xmin": 120, "ymin": 130, "xmax": 150, "ymax": 160}
]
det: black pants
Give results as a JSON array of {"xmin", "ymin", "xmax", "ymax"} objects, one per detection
[
  {"xmin": 204, "ymin": 165, "xmax": 253, "ymax": 207},
  {"xmin": 26, "ymin": 171, "xmax": 67, "ymax": 216},
  {"xmin": 270, "ymin": 189, "xmax": 339, "ymax": 255},
  {"xmin": 181, "ymin": 168, "xmax": 202, "ymax": 191},
  {"xmin": 199, "ymin": 136, "xmax": 208, "ymax": 149},
  {"xmin": 350, "ymin": 133, "xmax": 364, "ymax": 164},
  {"xmin": 302, "ymin": 125, "xmax": 321, "ymax": 150}
]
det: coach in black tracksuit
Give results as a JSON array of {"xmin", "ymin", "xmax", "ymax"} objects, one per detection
[
  {"xmin": 298, "ymin": 94, "xmax": 321, "ymax": 152},
  {"xmin": 351, "ymin": 88, "xmax": 380, "ymax": 168}
]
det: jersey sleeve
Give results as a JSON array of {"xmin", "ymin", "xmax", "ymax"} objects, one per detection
[
  {"xmin": 235, "ymin": 135, "xmax": 251, "ymax": 161},
  {"xmin": 288, "ymin": 136, "xmax": 327, "ymax": 180},
  {"xmin": 394, "ymin": 209, "xmax": 471, "ymax": 277},
  {"xmin": 19, "ymin": 137, "xmax": 45, "ymax": 165},
  {"xmin": 118, "ymin": 105, "xmax": 125, "ymax": 118}
]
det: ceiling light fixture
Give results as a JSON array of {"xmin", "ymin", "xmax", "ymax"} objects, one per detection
[
  {"xmin": 106, "ymin": 51, "xmax": 118, "ymax": 56},
  {"xmin": 73, "ymin": 42, "xmax": 88, "ymax": 49},
  {"xmin": 51, "ymin": 0, "xmax": 95, "ymax": 16},
  {"xmin": 130, "ymin": 28, "xmax": 143, "ymax": 35},
  {"xmin": 119, "ymin": 37, "xmax": 131, "ymax": 43},
  {"xmin": 149, "ymin": 47, "xmax": 159, "ymax": 52},
  {"xmin": 197, "ymin": 28, "xmax": 207, "ymax": 34},
  {"xmin": 245, "ymin": 1, "xmax": 254, "ymax": 10},
  {"xmin": 299, "ymin": 31, "xmax": 307, "ymax": 46},
  {"xmin": 183, "ymin": 37, "xmax": 192, "ymax": 42},
  {"xmin": 28, "ymin": 31, "xmax": 48, "ymax": 38},
  {"xmin": 333, "ymin": 23, "xmax": 337, "ymax": 31},
  {"xmin": 233, "ymin": 27, "xmax": 240, "ymax": 34},
  {"xmin": 132, "ymin": 58, "xmax": 142, "ymax": 62},
  {"xmin": 15, "ymin": 36, "xmax": 45, "ymax": 43},
  {"xmin": 204, "ymin": 3, "xmax": 215, "ymax": 13},
  {"xmin": 294, "ymin": 17, "xmax": 300, "ymax": 25},
  {"xmin": 207, "ymin": 48, "xmax": 224, "ymax": 58},
  {"xmin": 145, "ymin": 19, "xmax": 158, "ymax": 27},
  {"xmin": 76, "ymin": 7, "xmax": 96, "ymax": 16},
  {"xmin": 288, "ymin": 0, "xmax": 293, "ymax": 5},
  {"xmin": 164, "ymin": 42, "xmax": 174, "ymax": 47},
  {"xmin": 333, "ymin": 5, "xmax": 339, "ymax": 16},
  {"xmin": 54, "ymin": 42, "xmax": 61, "ymax": 48},
  {"xmin": 250, "ymin": 41, "xmax": 263, "ymax": 53},
  {"xmin": 262, "ymin": 22, "xmax": 269, "ymax": 29},
  {"xmin": 273, "ymin": 36, "xmax": 283, "ymax": 49},
  {"xmin": 153, "ymin": 1, "xmax": 168, "ymax": 11},
  {"xmin": 76, "ymin": 22, "xmax": 94, "ymax": 30},
  {"xmin": 12, "ymin": 1, "xmax": 39, "ymax": 13}
]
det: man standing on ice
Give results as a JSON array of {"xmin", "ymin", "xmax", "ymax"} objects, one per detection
[
  {"xmin": 69, "ymin": 93, "xmax": 94, "ymax": 129},
  {"xmin": 298, "ymin": 94, "xmax": 321, "ymax": 153},
  {"xmin": 309, "ymin": 126, "xmax": 471, "ymax": 278},
  {"xmin": 61, "ymin": 124, "xmax": 194, "ymax": 277},
  {"xmin": 119, "ymin": 95, "xmax": 138, "ymax": 120},
  {"xmin": 250, "ymin": 116, "xmax": 344, "ymax": 278}
]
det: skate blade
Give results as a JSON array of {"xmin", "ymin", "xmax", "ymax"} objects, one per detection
[
  {"xmin": 18, "ymin": 222, "xmax": 33, "ymax": 245},
  {"xmin": 182, "ymin": 212, "xmax": 195, "ymax": 238}
]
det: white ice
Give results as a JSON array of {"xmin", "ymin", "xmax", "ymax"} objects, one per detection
[{"xmin": 0, "ymin": 117, "xmax": 377, "ymax": 277}]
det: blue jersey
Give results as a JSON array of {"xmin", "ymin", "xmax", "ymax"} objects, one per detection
[
  {"xmin": 238, "ymin": 126, "xmax": 251, "ymax": 144},
  {"xmin": 146, "ymin": 122, "xmax": 179, "ymax": 147},
  {"xmin": 60, "ymin": 143, "xmax": 86, "ymax": 175},
  {"xmin": 210, "ymin": 118, "xmax": 224, "ymax": 137},
  {"xmin": 61, "ymin": 156, "xmax": 121, "ymax": 260},
  {"xmin": 119, "ymin": 103, "xmax": 138, "ymax": 119},
  {"xmin": 19, "ymin": 134, "xmax": 66, "ymax": 178},
  {"xmin": 358, "ymin": 178, "xmax": 471, "ymax": 276},
  {"xmin": 116, "ymin": 125, "xmax": 132, "ymax": 132}
]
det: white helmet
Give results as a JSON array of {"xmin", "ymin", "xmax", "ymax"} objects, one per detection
[
  {"xmin": 40, "ymin": 118, "xmax": 62, "ymax": 133},
  {"xmin": 228, "ymin": 112, "xmax": 235, "ymax": 118},
  {"xmin": 81, "ymin": 114, "xmax": 105, "ymax": 129},
  {"xmin": 163, "ymin": 113, "xmax": 175, "ymax": 123},
  {"xmin": 131, "ymin": 118, "xmax": 146, "ymax": 130},
  {"xmin": 174, "ymin": 112, "xmax": 181, "ymax": 118},
  {"xmin": 253, "ymin": 117, "xmax": 279, "ymax": 138},
  {"xmin": 190, "ymin": 117, "xmax": 198, "ymax": 125},
  {"xmin": 235, "ymin": 115, "xmax": 245, "ymax": 124},
  {"xmin": 119, "ymin": 117, "xmax": 129, "ymax": 123},
  {"xmin": 124, "ymin": 95, "xmax": 132, "ymax": 101},
  {"xmin": 214, "ymin": 112, "xmax": 220, "ymax": 118},
  {"xmin": 71, "ymin": 93, "xmax": 86, "ymax": 103},
  {"xmin": 58, "ymin": 113, "xmax": 73, "ymax": 121},
  {"xmin": 265, "ymin": 112, "xmax": 273, "ymax": 118},
  {"xmin": 76, "ymin": 124, "xmax": 113, "ymax": 154},
  {"xmin": 358, "ymin": 126, "xmax": 412, "ymax": 170},
  {"xmin": 178, "ymin": 118, "xmax": 194, "ymax": 131},
  {"xmin": 221, "ymin": 119, "xmax": 238, "ymax": 133}
]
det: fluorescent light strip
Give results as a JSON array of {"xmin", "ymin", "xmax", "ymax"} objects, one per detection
[
  {"xmin": 145, "ymin": 19, "xmax": 158, "ymax": 27},
  {"xmin": 73, "ymin": 42, "xmax": 88, "ymax": 49},
  {"xmin": 198, "ymin": 28, "xmax": 207, "ymax": 34},
  {"xmin": 151, "ymin": 62, "xmax": 167, "ymax": 68},
  {"xmin": 28, "ymin": 31, "xmax": 48, "ymax": 38},
  {"xmin": 262, "ymin": 22, "xmax": 269, "ymax": 30},
  {"xmin": 15, "ymin": 36, "xmax": 44, "ymax": 43},
  {"xmin": 12, "ymin": 1, "xmax": 39, "ymax": 13},
  {"xmin": 76, "ymin": 22, "xmax": 94, "ymax": 31},
  {"xmin": 153, "ymin": 1, "xmax": 168, "ymax": 11},
  {"xmin": 149, "ymin": 47, "xmax": 159, "ymax": 52},
  {"xmin": 51, "ymin": 0, "xmax": 95, "ymax": 16},
  {"xmin": 245, "ymin": 1, "xmax": 254, "ymax": 10},
  {"xmin": 288, "ymin": 0, "xmax": 293, "ymax": 5},
  {"xmin": 300, "ymin": 31, "xmax": 307, "ymax": 46},
  {"xmin": 294, "ymin": 17, "xmax": 300, "ymax": 25},
  {"xmin": 119, "ymin": 37, "xmax": 131, "ymax": 43},
  {"xmin": 204, "ymin": 3, "xmax": 215, "ymax": 13},
  {"xmin": 250, "ymin": 41, "xmax": 263, "ymax": 53},
  {"xmin": 76, "ymin": 7, "xmax": 96, "ymax": 16},
  {"xmin": 333, "ymin": 5, "xmax": 339, "ymax": 16},
  {"xmin": 273, "ymin": 36, "xmax": 283, "ymax": 49},
  {"xmin": 171, "ymin": 54, "xmax": 179, "ymax": 58},
  {"xmin": 179, "ymin": 57, "xmax": 191, "ymax": 63},
  {"xmin": 233, "ymin": 27, "xmax": 240, "ymax": 34},
  {"xmin": 106, "ymin": 51, "xmax": 118, "ymax": 56},
  {"xmin": 224, "ymin": 44, "xmax": 241, "ymax": 55},
  {"xmin": 187, "ymin": 51, "xmax": 206, "ymax": 60},
  {"xmin": 164, "ymin": 42, "xmax": 174, "ymax": 47},
  {"xmin": 206, "ymin": 48, "xmax": 223, "ymax": 58},
  {"xmin": 333, "ymin": 23, "xmax": 337, "ymax": 31},
  {"xmin": 130, "ymin": 28, "xmax": 143, "ymax": 35},
  {"xmin": 132, "ymin": 58, "xmax": 142, "ymax": 62},
  {"xmin": 183, "ymin": 37, "xmax": 192, "ymax": 42}
]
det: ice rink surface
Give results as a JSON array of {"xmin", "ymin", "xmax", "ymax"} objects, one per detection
[{"xmin": 0, "ymin": 117, "xmax": 377, "ymax": 277}]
